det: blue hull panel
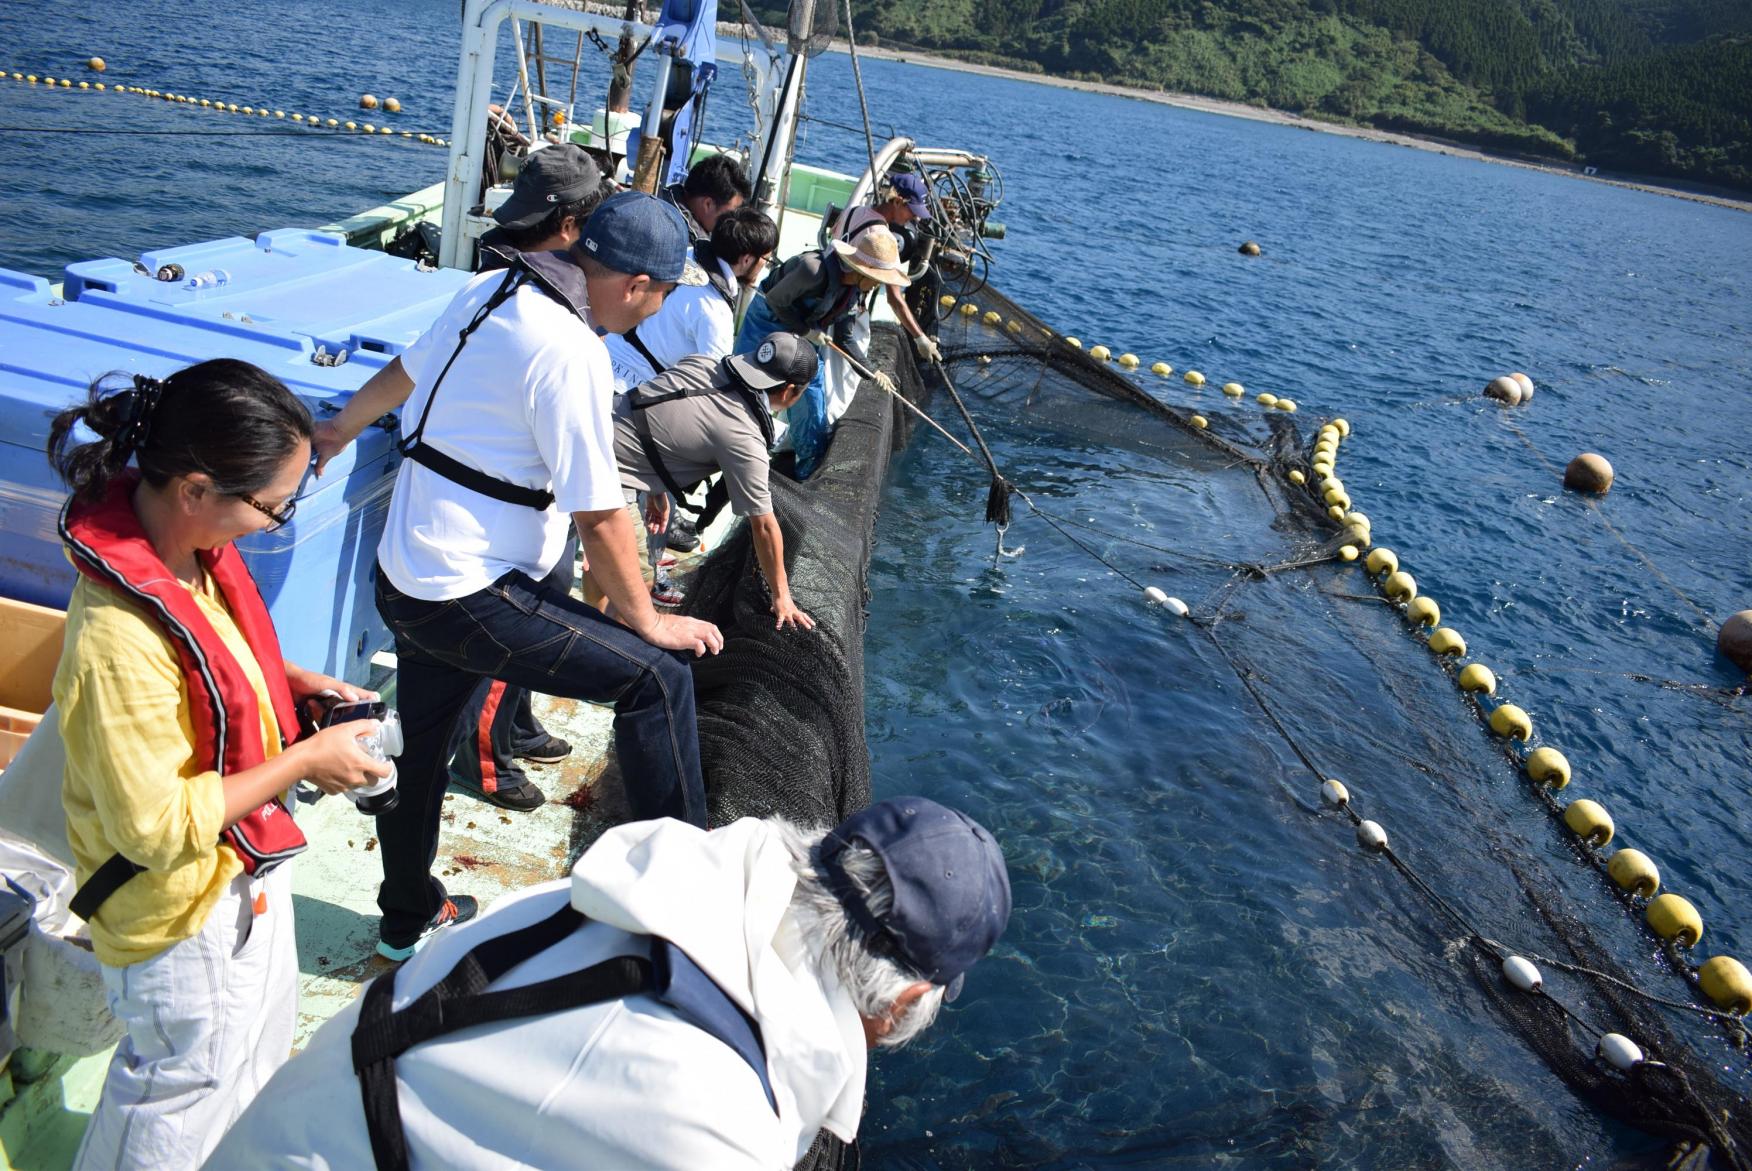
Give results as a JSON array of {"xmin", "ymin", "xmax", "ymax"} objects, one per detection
[{"xmin": 0, "ymin": 234, "xmax": 469, "ymax": 683}]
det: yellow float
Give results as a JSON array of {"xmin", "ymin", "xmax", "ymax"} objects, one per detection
[
  {"xmin": 1607, "ymin": 849, "xmax": 1660, "ymax": 897},
  {"xmin": 1383, "ymin": 571, "xmax": 1417, "ymax": 602},
  {"xmin": 1458, "ymin": 663, "xmax": 1496, "ymax": 694},
  {"xmin": 1427, "ymin": 627, "xmax": 1465, "ymax": 655},
  {"xmin": 1525, "ymin": 747, "xmax": 1570, "ymax": 788},
  {"xmin": 1489, "ymin": 703, "xmax": 1532, "ymax": 740},
  {"xmin": 1563, "ymin": 799, "xmax": 1614, "ymax": 847},
  {"xmin": 1646, "ymin": 893, "xmax": 1703, "ymax": 946},
  {"xmin": 1407, "ymin": 597, "xmax": 1440, "ymax": 627},
  {"xmin": 1365, "ymin": 548, "xmax": 1398, "ymax": 577},
  {"xmin": 1698, "ymin": 956, "xmax": 1752, "ymax": 1014}
]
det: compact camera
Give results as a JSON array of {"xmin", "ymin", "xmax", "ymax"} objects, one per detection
[{"xmin": 317, "ymin": 698, "xmax": 404, "ymax": 816}]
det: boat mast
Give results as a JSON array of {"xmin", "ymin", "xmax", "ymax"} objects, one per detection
[
  {"xmin": 752, "ymin": 49, "xmax": 807, "ymax": 230},
  {"xmin": 441, "ymin": 0, "xmax": 780, "ymax": 271}
]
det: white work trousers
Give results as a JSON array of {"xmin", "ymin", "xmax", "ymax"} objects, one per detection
[{"xmin": 74, "ymin": 865, "xmax": 296, "ymax": 1171}]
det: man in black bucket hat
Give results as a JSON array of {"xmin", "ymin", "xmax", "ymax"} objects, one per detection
[
  {"xmin": 599, "ymin": 332, "xmax": 819, "ymax": 627},
  {"xmin": 209, "ymin": 796, "xmax": 1011, "ymax": 1169}
]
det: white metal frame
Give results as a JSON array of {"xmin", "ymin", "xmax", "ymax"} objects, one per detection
[{"xmin": 441, "ymin": 0, "xmax": 784, "ymax": 269}]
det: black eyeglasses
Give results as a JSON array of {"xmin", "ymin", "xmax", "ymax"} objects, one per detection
[{"xmin": 237, "ymin": 492, "xmax": 297, "ymax": 531}]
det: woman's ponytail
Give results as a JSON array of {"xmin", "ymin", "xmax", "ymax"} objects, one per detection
[
  {"xmin": 47, "ymin": 361, "xmax": 311, "ymax": 504},
  {"xmin": 47, "ymin": 374, "xmax": 168, "ymax": 503}
]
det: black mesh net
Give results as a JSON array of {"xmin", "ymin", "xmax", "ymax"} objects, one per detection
[
  {"xmin": 665, "ymin": 285, "xmax": 1749, "ymax": 1169},
  {"xmin": 680, "ymin": 328, "xmax": 920, "ymax": 830},
  {"xmin": 924, "ymin": 284, "xmax": 1752, "ymax": 1170}
]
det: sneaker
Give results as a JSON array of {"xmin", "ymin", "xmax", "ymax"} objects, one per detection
[
  {"xmin": 514, "ymin": 733, "xmax": 573, "ymax": 764},
  {"xmin": 450, "ymin": 774, "xmax": 547, "ymax": 812},
  {"xmin": 376, "ymin": 895, "xmax": 479, "ymax": 961},
  {"xmin": 665, "ymin": 516, "xmax": 700, "ymax": 553}
]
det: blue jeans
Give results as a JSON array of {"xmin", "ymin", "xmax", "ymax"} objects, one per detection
[
  {"xmin": 374, "ymin": 564, "xmax": 705, "ymax": 943},
  {"xmin": 737, "ymin": 293, "xmax": 829, "ymax": 477},
  {"xmin": 446, "ymin": 536, "xmax": 577, "ymax": 797}
]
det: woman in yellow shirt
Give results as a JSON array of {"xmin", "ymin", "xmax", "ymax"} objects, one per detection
[{"xmin": 48, "ymin": 358, "xmax": 390, "ymax": 1171}]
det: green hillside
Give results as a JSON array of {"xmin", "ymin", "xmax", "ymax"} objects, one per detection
[{"xmin": 816, "ymin": 0, "xmax": 1752, "ymax": 192}]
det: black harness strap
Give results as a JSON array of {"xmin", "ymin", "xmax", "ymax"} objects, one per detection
[
  {"xmin": 397, "ymin": 258, "xmax": 574, "ymax": 511},
  {"xmin": 624, "ymin": 366, "xmax": 776, "ymax": 516},
  {"xmin": 354, "ymin": 904, "xmax": 651, "ymax": 1171},
  {"xmin": 352, "ymin": 902, "xmax": 776, "ymax": 1171},
  {"xmin": 624, "ymin": 326, "xmax": 668, "ymax": 377}
]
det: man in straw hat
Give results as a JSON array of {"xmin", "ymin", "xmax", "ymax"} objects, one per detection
[{"xmin": 732, "ymin": 224, "xmax": 909, "ymax": 479}]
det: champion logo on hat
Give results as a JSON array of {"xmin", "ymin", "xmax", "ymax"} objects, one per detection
[
  {"xmin": 757, "ymin": 341, "xmax": 776, "ymax": 363},
  {"xmin": 584, "ymin": 238, "xmax": 598, "ymax": 251},
  {"xmin": 546, "ymin": 193, "xmax": 561, "ymax": 203}
]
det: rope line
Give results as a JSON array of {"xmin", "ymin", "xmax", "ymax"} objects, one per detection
[
  {"xmin": 0, "ymin": 125, "xmax": 444, "ymax": 139},
  {"xmin": 839, "ymin": 0, "xmax": 882, "ymax": 204}
]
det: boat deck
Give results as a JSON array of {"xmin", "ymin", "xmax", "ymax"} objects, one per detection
[{"xmin": 1, "ymin": 193, "xmax": 861, "ymax": 1168}]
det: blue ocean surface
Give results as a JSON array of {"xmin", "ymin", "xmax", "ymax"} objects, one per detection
[{"xmin": 4, "ymin": 2, "xmax": 1751, "ymax": 1167}]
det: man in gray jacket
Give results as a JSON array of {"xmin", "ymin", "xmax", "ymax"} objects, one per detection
[{"xmin": 593, "ymin": 333, "xmax": 818, "ymax": 629}]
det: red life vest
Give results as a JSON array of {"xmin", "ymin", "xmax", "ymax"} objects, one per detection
[{"xmin": 60, "ymin": 472, "xmax": 307, "ymax": 915}]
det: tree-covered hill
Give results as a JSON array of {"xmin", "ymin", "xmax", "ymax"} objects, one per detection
[{"xmin": 810, "ymin": 0, "xmax": 1752, "ymax": 192}]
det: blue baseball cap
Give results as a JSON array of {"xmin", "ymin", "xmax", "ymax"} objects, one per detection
[
  {"xmin": 890, "ymin": 172, "xmax": 931, "ymax": 220},
  {"xmin": 817, "ymin": 796, "xmax": 1011, "ymax": 1000},
  {"xmin": 576, "ymin": 191, "xmax": 688, "ymax": 282}
]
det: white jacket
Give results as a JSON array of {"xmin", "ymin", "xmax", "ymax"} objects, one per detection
[{"xmin": 206, "ymin": 818, "xmax": 869, "ymax": 1169}]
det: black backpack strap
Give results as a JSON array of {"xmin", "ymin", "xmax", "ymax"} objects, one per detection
[
  {"xmin": 353, "ymin": 904, "xmax": 651, "ymax": 1171},
  {"xmin": 624, "ymin": 373, "xmax": 715, "ymax": 515},
  {"xmin": 351, "ymin": 902, "xmax": 777, "ymax": 1170},
  {"xmin": 624, "ymin": 326, "xmax": 668, "ymax": 378},
  {"xmin": 627, "ymin": 407, "xmax": 701, "ymax": 515},
  {"xmin": 69, "ymin": 852, "xmax": 146, "ymax": 922},
  {"xmin": 397, "ymin": 264, "xmax": 558, "ymax": 512}
]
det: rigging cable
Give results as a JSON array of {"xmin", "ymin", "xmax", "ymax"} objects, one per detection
[{"xmin": 839, "ymin": 0, "xmax": 882, "ymax": 201}]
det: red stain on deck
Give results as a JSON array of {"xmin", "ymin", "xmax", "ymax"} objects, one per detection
[
  {"xmin": 562, "ymin": 784, "xmax": 597, "ymax": 811},
  {"xmin": 453, "ymin": 855, "xmax": 487, "ymax": 870}
]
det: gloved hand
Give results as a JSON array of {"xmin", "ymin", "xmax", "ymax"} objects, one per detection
[
  {"xmin": 912, "ymin": 334, "xmax": 942, "ymax": 364},
  {"xmin": 872, "ymin": 371, "xmax": 897, "ymax": 395},
  {"xmin": 804, "ymin": 329, "xmax": 831, "ymax": 348}
]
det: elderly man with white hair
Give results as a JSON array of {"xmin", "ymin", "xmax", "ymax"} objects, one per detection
[{"xmin": 204, "ymin": 797, "xmax": 1011, "ymax": 1169}]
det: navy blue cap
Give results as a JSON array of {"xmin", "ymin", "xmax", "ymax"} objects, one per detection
[
  {"xmin": 576, "ymin": 191, "xmax": 688, "ymax": 283},
  {"xmin": 890, "ymin": 172, "xmax": 931, "ymax": 220},
  {"xmin": 818, "ymin": 797, "xmax": 1010, "ymax": 1000}
]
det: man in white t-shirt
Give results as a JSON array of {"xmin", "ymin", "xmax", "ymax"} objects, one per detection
[
  {"xmin": 605, "ymin": 206, "xmax": 779, "ymax": 392},
  {"xmin": 313, "ymin": 192, "xmax": 723, "ymax": 961}
]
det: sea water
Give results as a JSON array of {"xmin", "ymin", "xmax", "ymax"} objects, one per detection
[{"xmin": 4, "ymin": 2, "xmax": 1751, "ymax": 1166}]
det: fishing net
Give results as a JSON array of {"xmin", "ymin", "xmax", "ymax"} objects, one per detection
[
  {"xmin": 662, "ymin": 284, "xmax": 1748, "ymax": 1168},
  {"xmin": 919, "ymin": 284, "xmax": 1752, "ymax": 1168},
  {"xmin": 680, "ymin": 329, "xmax": 919, "ymax": 830}
]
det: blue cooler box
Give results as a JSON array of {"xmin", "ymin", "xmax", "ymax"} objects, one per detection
[{"xmin": 0, "ymin": 235, "xmax": 470, "ymax": 684}]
